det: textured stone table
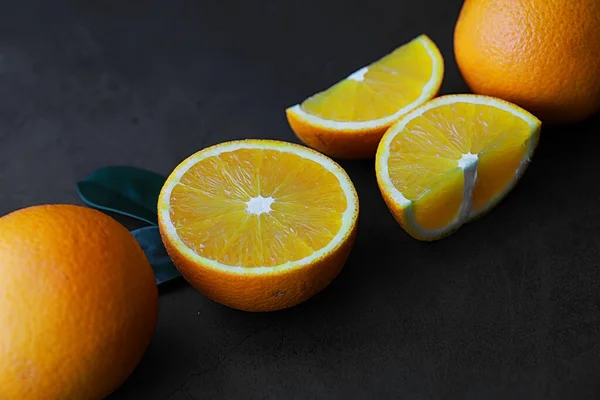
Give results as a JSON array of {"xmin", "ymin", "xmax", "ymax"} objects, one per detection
[{"xmin": 1, "ymin": 0, "xmax": 599, "ymax": 398}]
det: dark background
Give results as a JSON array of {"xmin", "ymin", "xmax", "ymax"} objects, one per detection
[{"xmin": 2, "ymin": 0, "xmax": 600, "ymax": 399}]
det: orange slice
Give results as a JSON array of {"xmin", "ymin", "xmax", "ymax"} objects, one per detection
[
  {"xmin": 375, "ymin": 94, "xmax": 541, "ymax": 241},
  {"xmin": 286, "ymin": 34, "xmax": 444, "ymax": 159},
  {"xmin": 157, "ymin": 140, "xmax": 359, "ymax": 312}
]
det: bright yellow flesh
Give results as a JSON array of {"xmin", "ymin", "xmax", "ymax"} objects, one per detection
[
  {"xmin": 300, "ymin": 35, "xmax": 436, "ymax": 122},
  {"xmin": 387, "ymin": 101, "xmax": 535, "ymax": 230},
  {"xmin": 410, "ymin": 168, "xmax": 464, "ymax": 231},
  {"xmin": 168, "ymin": 148, "xmax": 347, "ymax": 267}
]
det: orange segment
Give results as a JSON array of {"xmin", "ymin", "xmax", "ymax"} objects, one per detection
[
  {"xmin": 376, "ymin": 94, "xmax": 541, "ymax": 241},
  {"xmin": 411, "ymin": 168, "xmax": 465, "ymax": 231},
  {"xmin": 158, "ymin": 140, "xmax": 359, "ymax": 312},
  {"xmin": 286, "ymin": 34, "xmax": 444, "ymax": 159},
  {"xmin": 301, "ymin": 35, "xmax": 437, "ymax": 122},
  {"xmin": 472, "ymin": 133, "xmax": 532, "ymax": 212}
]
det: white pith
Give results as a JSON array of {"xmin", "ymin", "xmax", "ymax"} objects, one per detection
[
  {"xmin": 158, "ymin": 141, "xmax": 359, "ymax": 275},
  {"xmin": 245, "ymin": 195, "xmax": 274, "ymax": 215},
  {"xmin": 458, "ymin": 153, "xmax": 478, "ymax": 221},
  {"xmin": 286, "ymin": 35, "xmax": 443, "ymax": 131},
  {"xmin": 376, "ymin": 94, "xmax": 542, "ymax": 239},
  {"xmin": 348, "ymin": 67, "xmax": 368, "ymax": 82}
]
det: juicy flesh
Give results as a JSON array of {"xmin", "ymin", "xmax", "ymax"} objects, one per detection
[
  {"xmin": 169, "ymin": 148, "xmax": 348, "ymax": 267},
  {"xmin": 300, "ymin": 37, "xmax": 434, "ymax": 122},
  {"xmin": 387, "ymin": 102, "xmax": 533, "ymax": 230}
]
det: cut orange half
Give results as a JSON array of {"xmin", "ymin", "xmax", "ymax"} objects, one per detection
[
  {"xmin": 286, "ymin": 34, "xmax": 444, "ymax": 159},
  {"xmin": 375, "ymin": 94, "xmax": 541, "ymax": 241},
  {"xmin": 157, "ymin": 140, "xmax": 359, "ymax": 312}
]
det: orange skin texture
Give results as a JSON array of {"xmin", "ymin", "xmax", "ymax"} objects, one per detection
[
  {"xmin": 160, "ymin": 222, "xmax": 357, "ymax": 312},
  {"xmin": 0, "ymin": 205, "xmax": 158, "ymax": 400},
  {"xmin": 286, "ymin": 84, "xmax": 443, "ymax": 160},
  {"xmin": 454, "ymin": 0, "xmax": 600, "ymax": 124},
  {"xmin": 160, "ymin": 210, "xmax": 357, "ymax": 312},
  {"xmin": 285, "ymin": 111, "xmax": 385, "ymax": 160}
]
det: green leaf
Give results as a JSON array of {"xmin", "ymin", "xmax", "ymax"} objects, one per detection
[
  {"xmin": 76, "ymin": 166, "xmax": 166, "ymax": 225},
  {"xmin": 132, "ymin": 226, "xmax": 181, "ymax": 285}
]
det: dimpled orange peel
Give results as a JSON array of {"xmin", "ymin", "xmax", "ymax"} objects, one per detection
[
  {"xmin": 0, "ymin": 204, "xmax": 158, "ymax": 400},
  {"xmin": 454, "ymin": 0, "xmax": 600, "ymax": 124}
]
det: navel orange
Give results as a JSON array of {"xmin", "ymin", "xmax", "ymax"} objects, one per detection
[
  {"xmin": 454, "ymin": 0, "xmax": 600, "ymax": 124},
  {"xmin": 158, "ymin": 139, "xmax": 359, "ymax": 312},
  {"xmin": 286, "ymin": 34, "xmax": 444, "ymax": 159},
  {"xmin": 376, "ymin": 94, "xmax": 541, "ymax": 241},
  {"xmin": 0, "ymin": 204, "xmax": 158, "ymax": 400}
]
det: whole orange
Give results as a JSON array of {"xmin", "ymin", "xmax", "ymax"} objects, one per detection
[
  {"xmin": 454, "ymin": 0, "xmax": 600, "ymax": 124},
  {"xmin": 0, "ymin": 204, "xmax": 158, "ymax": 400}
]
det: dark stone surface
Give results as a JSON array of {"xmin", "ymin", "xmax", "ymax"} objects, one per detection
[{"xmin": 1, "ymin": 0, "xmax": 600, "ymax": 398}]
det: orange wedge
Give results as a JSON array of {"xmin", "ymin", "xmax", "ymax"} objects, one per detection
[
  {"xmin": 286, "ymin": 34, "xmax": 444, "ymax": 159},
  {"xmin": 157, "ymin": 140, "xmax": 359, "ymax": 312},
  {"xmin": 375, "ymin": 94, "xmax": 541, "ymax": 241}
]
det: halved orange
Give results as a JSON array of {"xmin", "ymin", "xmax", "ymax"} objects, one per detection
[
  {"xmin": 286, "ymin": 34, "xmax": 444, "ymax": 159},
  {"xmin": 157, "ymin": 139, "xmax": 359, "ymax": 312},
  {"xmin": 375, "ymin": 94, "xmax": 541, "ymax": 241}
]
